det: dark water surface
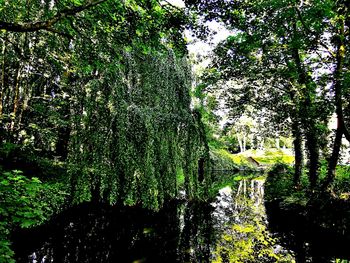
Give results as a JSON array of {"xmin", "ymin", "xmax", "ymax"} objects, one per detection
[
  {"xmin": 12, "ymin": 200, "xmax": 214, "ymax": 263},
  {"xmin": 266, "ymin": 199, "xmax": 350, "ymax": 263},
  {"xmin": 11, "ymin": 177, "xmax": 350, "ymax": 262}
]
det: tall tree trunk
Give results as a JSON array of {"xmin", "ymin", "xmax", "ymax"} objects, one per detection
[
  {"xmin": 323, "ymin": 18, "xmax": 346, "ymax": 188},
  {"xmin": 237, "ymin": 134, "xmax": 243, "ymax": 153},
  {"xmin": 292, "ymin": 119, "xmax": 303, "ymax": 186},
  {"xmin": 10, "ymin": 63, "xmax": 23, "ymax": 132},
  {"xmin": 275, "ymin": 137, "xmax": 280, "ymax": 149},
  {"xmin": 290, "ymin": 23, "xmax": 320, "ymax": 188},
  {"xmin": 0, "ymin": 33, "xmax": 7, "ymax": 115},
  {"xmin": 286, "ymin": 83, "xmax": 304, "ymax": 186},
  {"xmin": 305, "ymin": 131, "xmax": 319, "ymax": 188},
  {"xmin": 243, "ymin": 134, "xmax": 246, "ymax": 152}
]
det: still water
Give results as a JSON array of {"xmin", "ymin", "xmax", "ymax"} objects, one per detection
[{"xmin": 11, "ymin": 177, "xmax": 350, "ymax": 262}]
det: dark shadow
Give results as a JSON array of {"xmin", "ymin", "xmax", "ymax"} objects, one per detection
[{"xmin": 12, "ymin": 200, "xmax": 216, "ymax": 263}]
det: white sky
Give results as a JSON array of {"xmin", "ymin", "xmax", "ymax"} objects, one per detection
[
  {"xmin": 166, "ymin": 0, "xmax": 231, "ymax": 56},
  {"xmin": 167, "ymin": 0, "xmax": 232, "ymax": 128},
  {"xmin": 186, "ymin": 22, "xmax": 231, "ymax": 56},
  {"xmin": 165, "ymin": 0, "xmax": 185, "ymax": 8}
]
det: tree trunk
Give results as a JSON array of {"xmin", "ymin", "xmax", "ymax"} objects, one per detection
[
  {"xmin": 0, "ymin": 33, "xmax": 7, "ymax": 115},
  {"xmin": 286, "ymin": 83, "xmax": 304, "ymax": 187},
  {"xmin": 275, "ymin": 137, "xmax": 280, "ymax": 149},
  {"xmin": 243, "ymin": 134, "xmax": 246, "ymax": 152},
  {"xmin": 10, "ymin": 63, "xmax": 23, "ymax": 132},
  {"xmin": 237, "ymin": 134, "xmax": 243, "ymax": 153},
  {"xmin": 323, "ymin": 19, "xmax": 346, "ymax": 188},
  {"xmin": 292, "ymin": 119, "xmax": 303, "ymax": 186},
  {"xmin": 305, "ymin": 131, "xmax": 319, "ymax": 188},
  {"xmin": 324, "ymin": 123, "xmax": 343, "ymax": 188},
  {"xmin": 290, "ymin": 24, "xmax": 320, "ymax": 188}
]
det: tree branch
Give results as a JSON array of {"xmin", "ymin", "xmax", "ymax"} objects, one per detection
[
  {"xmin": 342, "ymin": 118, "xmax": 350, "ymax": 142},
  {"xmin": 295, "ymin": 7, "xmax": 336, "ymax": 58},
  {"xmin": 0, "ymin": 0, "xmax": 107, "ymax": 33},
  {"xmin": 156, "ymin": 0, "xmax": 183, "ymax": 12}
]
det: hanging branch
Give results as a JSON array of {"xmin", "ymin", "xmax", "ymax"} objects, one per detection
[{"xmin": 0, "ymin": 0, "xmax": 107, "ymax": 33}]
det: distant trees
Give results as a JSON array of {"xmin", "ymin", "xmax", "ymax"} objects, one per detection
[{"xmin": 186, "ymin": 0, "xmax": 350, "ymax": 189}]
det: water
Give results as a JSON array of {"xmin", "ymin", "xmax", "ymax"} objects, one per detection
[
  {"xmin": 11, "ymin": 177, "xmax": 289, "ymax": 262},
  {"xmin": 11, "ymin": 177, "xmax": 350, "ymax": 262},
  {"xmin": 210, "ymin": 179, "xmax": 294, "ymax": 262},
  {"xmin": 266, "ymin": 197, "xmax": 350, "ymax": 263}
]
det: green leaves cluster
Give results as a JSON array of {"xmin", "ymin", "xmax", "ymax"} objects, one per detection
[
  {"xmin": 0, "ymin": 0, "xmax": 187, "ymax": 152},
  {"xmin": 0, "ymin": 0, "xmax": 203, "ymax": 208},
  {"xmin": 0, "ymin": 170, "xmax": 44, "ymax": 227},
  {"xmin": 0, "ymin": 168, "xmax": 68, "ymax": 262},
  {"xmin": 187, "ymin": 0, "xmax": 350, "ymax": 189},
  {"xmin": 68, "ymin": 50, "xmax": 208, "ymax": 209},
  {"xmin": 0, "ymin": 0, "xmax": 213, "ymax": 261}
]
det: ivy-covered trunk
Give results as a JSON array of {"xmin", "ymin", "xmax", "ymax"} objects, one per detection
[
  {"xmin": 324, "ymin": 16, "xmax": 347, "ymax": 188},
  {"xmin": 291, "ymin": 119, "xmax": 303, "ymax": 187},
  {"xmin": 305, "ymin": 130, "xmax": 319, "ymax": 188}
]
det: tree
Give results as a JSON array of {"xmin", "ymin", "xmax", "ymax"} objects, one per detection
[
  {"xmin": 0, "ymin": 0, "xmax": 210, "ymax": 208},
  {"xmin": 185, "ymin": 0, "xmax": 350, "ymax": 189}
]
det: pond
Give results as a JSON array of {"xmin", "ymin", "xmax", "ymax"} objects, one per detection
[{"xmin": 11, "ymin": 176, "xmax": 350, "ymax": 262}]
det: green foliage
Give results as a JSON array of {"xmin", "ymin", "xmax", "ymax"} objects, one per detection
[
  {"xmin": 0, "ymin": 0, "xmax": 201, "ymax": 212},
  {"xmin": 0, "ymin": 143, "xmax": 18, "ymax": 158},
  {"xmin": 0, "ymin": 0, "xmax": 188, "ymax": 153},
  {"xmin": 176, "ymin": 168, "xmax": 185, "ymax": 188},
  {"xmin": 330, "ymin": 165, "xmax": 350, "ymax": 198},
  {"xmin": 0, "ymin": 170, "xmax": 45, "ymax": 228},
  {"xmin": 253, "ymin": 149, "xmax": 294, "ymax": 165},
  {"xmin": 0, "ymin": 169, "xmax": 68, "ymax": 262},
  {"xmin": 67, "ymin": 51, "xmax": 206, "ymax": 209},
  {"xmin": 213, "ymin": 148, "xmax": 294, "ymax": 169},
  {"xmin": 0, "ymin": 0, "xmax": 210, "ymax": 260},
  {"xmin": 0, "ymin": 170, "xmax": 44, "ymax": 262},
  {"xmin": 212, "ymin": 176, "xmax": 295, "ymax": 263},
  {"xmin": 187, "ymin": 0, "xmax": 350, "ymax": 188},
  {"xmin": 213, "ymin": 218, "xmax": 294, "ymax": 263},
  {"xmin": 210, "ymin": 149, "xmax": 240, "ymax": 171},
  {"xmin": 265, "ymin": 164, "xmax": 308, "ymax": 206}
]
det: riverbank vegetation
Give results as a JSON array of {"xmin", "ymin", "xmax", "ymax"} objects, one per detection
[
  {"xmin": 1, "ymin": 0, "xmax": 350, "ymax": 262},
  {"xmin": 187, "ymin": 0, "xmax": 350, "ymax": 198},
  {"xmin": 0, "ymin": 1, "xmax": 208, "ymax": 260},
  {"xmin": 187, "ymin": 0, "xmax": 350, "ymax": 189}
]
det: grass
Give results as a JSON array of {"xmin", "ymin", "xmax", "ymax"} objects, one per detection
[{"xmin": 213, "ymin": 148, "xmax": 294, "ymax": 167}]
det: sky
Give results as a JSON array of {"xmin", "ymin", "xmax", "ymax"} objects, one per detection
[
  {"xmin": 165, "ymin": 0, "xmax": 185, "ymax": 8},
  {"xmin": 166, "ymin": 0, "xmax": 232, "ymax": 127},
  {"xmin": 165, "ymin": 0, "xmax": 231, "ymax": 56}
]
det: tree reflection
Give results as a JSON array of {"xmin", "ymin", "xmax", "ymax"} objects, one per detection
[{"xmin": 212, "ymin": 178, "xmax": 294, "ymax": 263}]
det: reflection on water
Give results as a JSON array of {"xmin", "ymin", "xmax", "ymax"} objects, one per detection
[
  {"xmin": 211, "ymin": 179, "xmax": 294, "ymax": 263},
  {"xmin": 13, "ymin": 200, "xmax": 214, "ymax": 263},
  {"xmin": 266, "ymin": 197, "xmax": 350, "ymax": 263},
  {"xmin": 12, "ymin": 176, "xmax": 294, "ymax": 262}
]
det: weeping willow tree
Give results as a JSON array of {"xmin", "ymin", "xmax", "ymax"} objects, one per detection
[
  {"xmin": 0, "ymin": 0, "xmax": 211, "ymax": 211},
  {"xmin": 67, "ymin": 50, "xmax": 210, "ymax": 209}
]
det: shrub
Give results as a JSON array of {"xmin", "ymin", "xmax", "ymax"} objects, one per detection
[
  {"xmin": 0, "ymin": 170, "xmax": 67, "ymax": 262},
  {"xmin": 264, "ymin": 164, "xmax": 294, "ymax": 202}
]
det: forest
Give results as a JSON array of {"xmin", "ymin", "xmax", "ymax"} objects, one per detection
[{"xmin": 1, "ymin": 0, "xmax": 350, "ymax": 262}]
